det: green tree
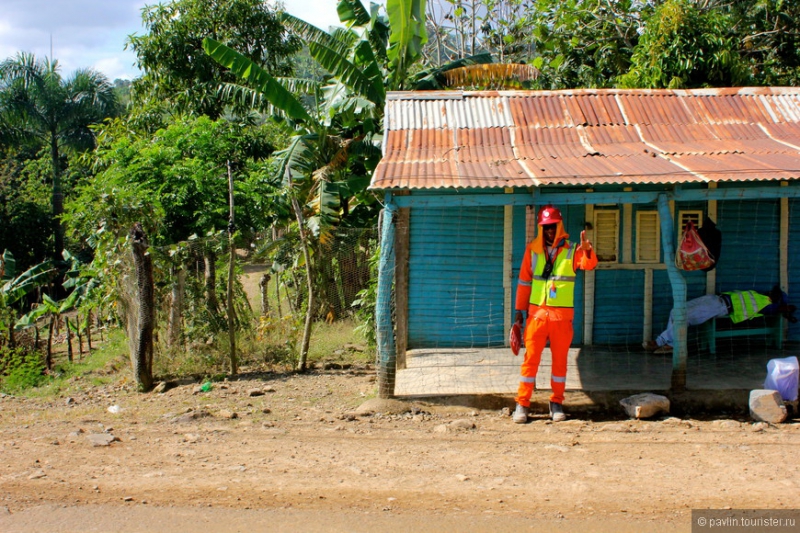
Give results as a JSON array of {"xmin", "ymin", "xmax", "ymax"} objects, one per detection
[
  {"xmin": 524, "ymin": 0, "xmax": 650, "ymax": 89},
  {"xmin": 67, "ymin": 116, "xmax": 283, "ymax": 246},
  {"xmin": 725, "ymin": 0, "xmax": 800, "ymax": 85},
  {"xmin": 0, "ymin": 53, "xmax": 118, "ymax": 262},
  {"xmin": 127, "ymin": 0, "xmax": 301, "ymax": 119},
  {"xmin": 0, "ymin": 250, "xmax": 54, "ymax": 348},
  {"xmin": 618, "ymin": 0, "xmax": 750, "ymax": 89},
  {"xmin": 0, "ymin": 155, "xmax": 51, "ymax": 270}
]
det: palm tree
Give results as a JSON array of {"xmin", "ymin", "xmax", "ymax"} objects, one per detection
[{"xmin": 0, "ymin": 52, "xmax": 118, "ymax": 262}]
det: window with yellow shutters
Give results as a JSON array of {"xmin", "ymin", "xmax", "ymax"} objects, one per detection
[
  {"xmin": 593, "ymin": 208, "xmax": 619, "ymax": 263},
  {"xmin": 636, "ymin": 211, "xmax": 660, "ymax": 263}
]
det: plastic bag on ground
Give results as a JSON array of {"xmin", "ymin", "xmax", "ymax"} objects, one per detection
[{"xmin": 764, "ymin": 356, "xmax": 799, "ymax": 402}]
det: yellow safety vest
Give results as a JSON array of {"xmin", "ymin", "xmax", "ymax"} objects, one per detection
[
  {"xmin": 530, "ymin": 243, "xmax": 577, "ymax": 307},
  {"xmin": 724, "ymin": 290, "xmax": 771, "ymax": 324}
]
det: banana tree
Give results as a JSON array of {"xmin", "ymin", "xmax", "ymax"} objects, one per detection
[
  {"xmin": 1, "ymin": 250, "xmax": 55, "ymax": 347},
  {"xmin": 204, "ymin": 0, "xmax": 493, "ymax": 231},
  {"xmin": 204, "ymin": 0, "xmax": 493, "ymax": 369},
  {"xmin": 15, "ymin": 294, "xmax": 69, "ymax": 371},
  {"xmin": 12, "ymin": 250, "xmax": 96, "ymax": 366}
]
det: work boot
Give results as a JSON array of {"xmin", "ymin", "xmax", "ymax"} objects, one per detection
[
  {"xmin": 549, "ymin": 401, "xmax": 566, "ymax": 422},
  {"xmin": 512, "ymin": 404, "xmax": 529, "ymax": 424}
]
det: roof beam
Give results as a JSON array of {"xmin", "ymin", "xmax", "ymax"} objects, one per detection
[{"xmin": 387, "ymin": 183, "xmax": 800, "ymax": 208}]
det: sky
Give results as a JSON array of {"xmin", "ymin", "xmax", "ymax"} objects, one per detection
[{"xmin": 0, "ymin": 0, "xmax": 370, "ymax": 82}]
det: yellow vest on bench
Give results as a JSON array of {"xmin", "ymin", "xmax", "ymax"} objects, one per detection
[{"xmin": 724, "ymin": 290, "xmax": 771, "ymax": 324}]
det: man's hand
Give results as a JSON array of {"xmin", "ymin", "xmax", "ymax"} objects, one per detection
[
  {"xmin": 580, "ymin": 230, "xmax": 593, "ymax": 255},
  {"xmin": 515, "ymin": 311, "xmax": 524, "ymax": 326}
]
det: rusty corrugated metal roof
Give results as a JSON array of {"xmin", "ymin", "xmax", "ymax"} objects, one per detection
[{"xmin": 369, "ymin": 87, "xmax": 800, "ymax": 190}]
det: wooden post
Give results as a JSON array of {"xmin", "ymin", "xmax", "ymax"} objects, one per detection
[
  {"xmin": 706, "ymin": 184, "xmax": 718, "ymax": 295},
  {"xmin": 259, "ymin": 273, "xmax": 271, "ymax": 317},
  {"xmin": 275, "ymin": 274, "xmax": 282, "ymax": 319},
  {"xmin": 46, "ymin": 314, "xmax": 55, "ymax": 371},
  {"xmin": 583, "ymin": 204, "xmax": 595, "ymax": 345},
  {"xmin": 65, "ymin": 317, "xmax": 73, "ymax": 363},
  {"xmin": 226, "ymin": 161, "xmax": 238, "ymax": 376},
  {"xmin": 377, "ymin": 202, "xmax": 397, "ymax": 398},
  {"xmin": 76, "ymin": 314, "xmax": 84, "ymax": 359},
  {"xmin": 658, "ymin": 194, "xmax": 687, "ymax": 391},
  {"xmin": 85, "ymin": 311, "xmax": 92, "ymax": 352},
  {"xmin": 394, "ymin": 208, "xmax": 409, "ymax": 369},
  {"xmin": 167, "ymin": 267, "xmax": 186, "ymax": 348},
  {"xmin": 643, "ymin": 268, "xmax": 653, "ymax": 343},
  {"xmin": 503, "ymin": 204, "xmax": 513, "ymax": 346},
  {"xmin": 780, "ymin": 186, "xmax": 789, "ymax": 341}
]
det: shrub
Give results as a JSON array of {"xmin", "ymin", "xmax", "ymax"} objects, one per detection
[{"xmin": 0, "ymin": 346, "xmax": 46, "ymax": 392}]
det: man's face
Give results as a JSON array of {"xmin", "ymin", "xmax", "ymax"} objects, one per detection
[{"xmin": 542, "ymin": 223, "xmax": 557, "ymax": 245}]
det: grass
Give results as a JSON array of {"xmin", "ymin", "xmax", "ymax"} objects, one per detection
[
  {"xmin": 307, "ymin": 317, "xmax": 372, "ymax": 364},
  {"xmin": 2, "ymin": 312, "xmax": 374, "ymax": 398}
]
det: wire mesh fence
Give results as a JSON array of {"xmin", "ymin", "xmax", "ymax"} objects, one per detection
[
  {"xmin": 113, "ymin": 226, "xmax": 379, "ymax": 379},
  {"xmin": 374, "ymin": 197, "xmax": 800, "ymax": 399}
]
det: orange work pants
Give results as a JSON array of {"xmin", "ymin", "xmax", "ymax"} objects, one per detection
[{"xmin": 515, "ymin": 305, "xmax": 573, "ymax": 407}]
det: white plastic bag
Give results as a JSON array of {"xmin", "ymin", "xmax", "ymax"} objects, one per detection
[{"xmin": 764, "ymin": 356, "xmax": 799, "ymax": 402}]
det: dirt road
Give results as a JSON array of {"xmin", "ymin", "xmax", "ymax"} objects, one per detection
[{"xmin": 1, "ymin": 368, "xmax": 798, "ymax": 532}]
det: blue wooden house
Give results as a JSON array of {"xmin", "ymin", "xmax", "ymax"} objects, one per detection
[{"xmin": 369, "ymin": 88, "xmax": 800, "ymax": 397}]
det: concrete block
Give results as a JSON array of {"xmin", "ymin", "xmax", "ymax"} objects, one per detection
[{"xmin": 749, "ymin": 389, "xmax": 787, "ymax": 423}]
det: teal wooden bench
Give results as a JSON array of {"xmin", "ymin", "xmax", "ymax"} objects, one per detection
[{"xmin": 700, "ymin": 315, "xmax": 784, "ymax": 354}]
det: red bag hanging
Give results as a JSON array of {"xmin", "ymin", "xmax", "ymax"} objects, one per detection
[
  {"xmin": 509, "ymin": 323, "xmax": 522, "ymax": 355},
  {"xmin": 675, "ymin": 220, "xmax": 715, "ymax": 271}
]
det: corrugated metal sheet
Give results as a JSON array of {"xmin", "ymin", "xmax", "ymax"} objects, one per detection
[{"xmin": 370, "ymin": 87, "xmax": 800, "ymax": 190}]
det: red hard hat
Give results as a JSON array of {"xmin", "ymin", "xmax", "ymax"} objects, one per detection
[
  {"xmin": 509, "ymin": 323, "xmax": 522, "ymax": 356},
  {"xmin": 537, "ymin": 205, "xmax": 563, "ymax": 225}
]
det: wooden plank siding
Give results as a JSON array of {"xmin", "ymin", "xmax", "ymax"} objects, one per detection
[
  {"xmin": 592, "ymin": 269, "xmax": 645, "ymax": 344},
  {"xmin": 581, "ymin": 198, "xmax": 786, "ymax": 346},
  {"xmin": 715, "ymin": 199, "xmax": 780, "ymax": 293},
  {"xmin": 407, "ymin": 206, "xmax": 506, "ymax": 348}
]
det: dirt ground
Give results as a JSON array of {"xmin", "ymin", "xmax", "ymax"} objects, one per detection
[{"xmin": 1, "ymin": 364, "xmax": 799, "ymax": 533}]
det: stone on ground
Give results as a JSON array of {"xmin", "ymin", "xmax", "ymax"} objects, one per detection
[
  {"xmin": 87, "ymin": 433, "xmax": 117, "ymax": 447},
  {"xmin": 749, "ymin": 389, "xmax": 787, "ymax": 423},
  {"xmin": 620, "ymin": 393, "xmax": 670, "ymax": 419}
]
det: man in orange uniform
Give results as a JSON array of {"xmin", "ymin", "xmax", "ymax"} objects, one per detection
[{"xmin": 513, "ymin": 205, "xmax": 597, "ymax": 423}]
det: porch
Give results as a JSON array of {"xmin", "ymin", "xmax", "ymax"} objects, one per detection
[{"xmin": 394, "ymin": 341, "xmax": 794, "ymax": 400}]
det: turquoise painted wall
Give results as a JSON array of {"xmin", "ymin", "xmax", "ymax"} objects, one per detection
[
  {"xmin": 404, "ymin": 194, "xmax": 797, "ymax": 348},
  {"xmin": 407, "ymin": 205, "xmax": 505, "ymax": 348},
  {"xmin": 716, "ymin": 199, "xmax": 780, "ymax": 293}
]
